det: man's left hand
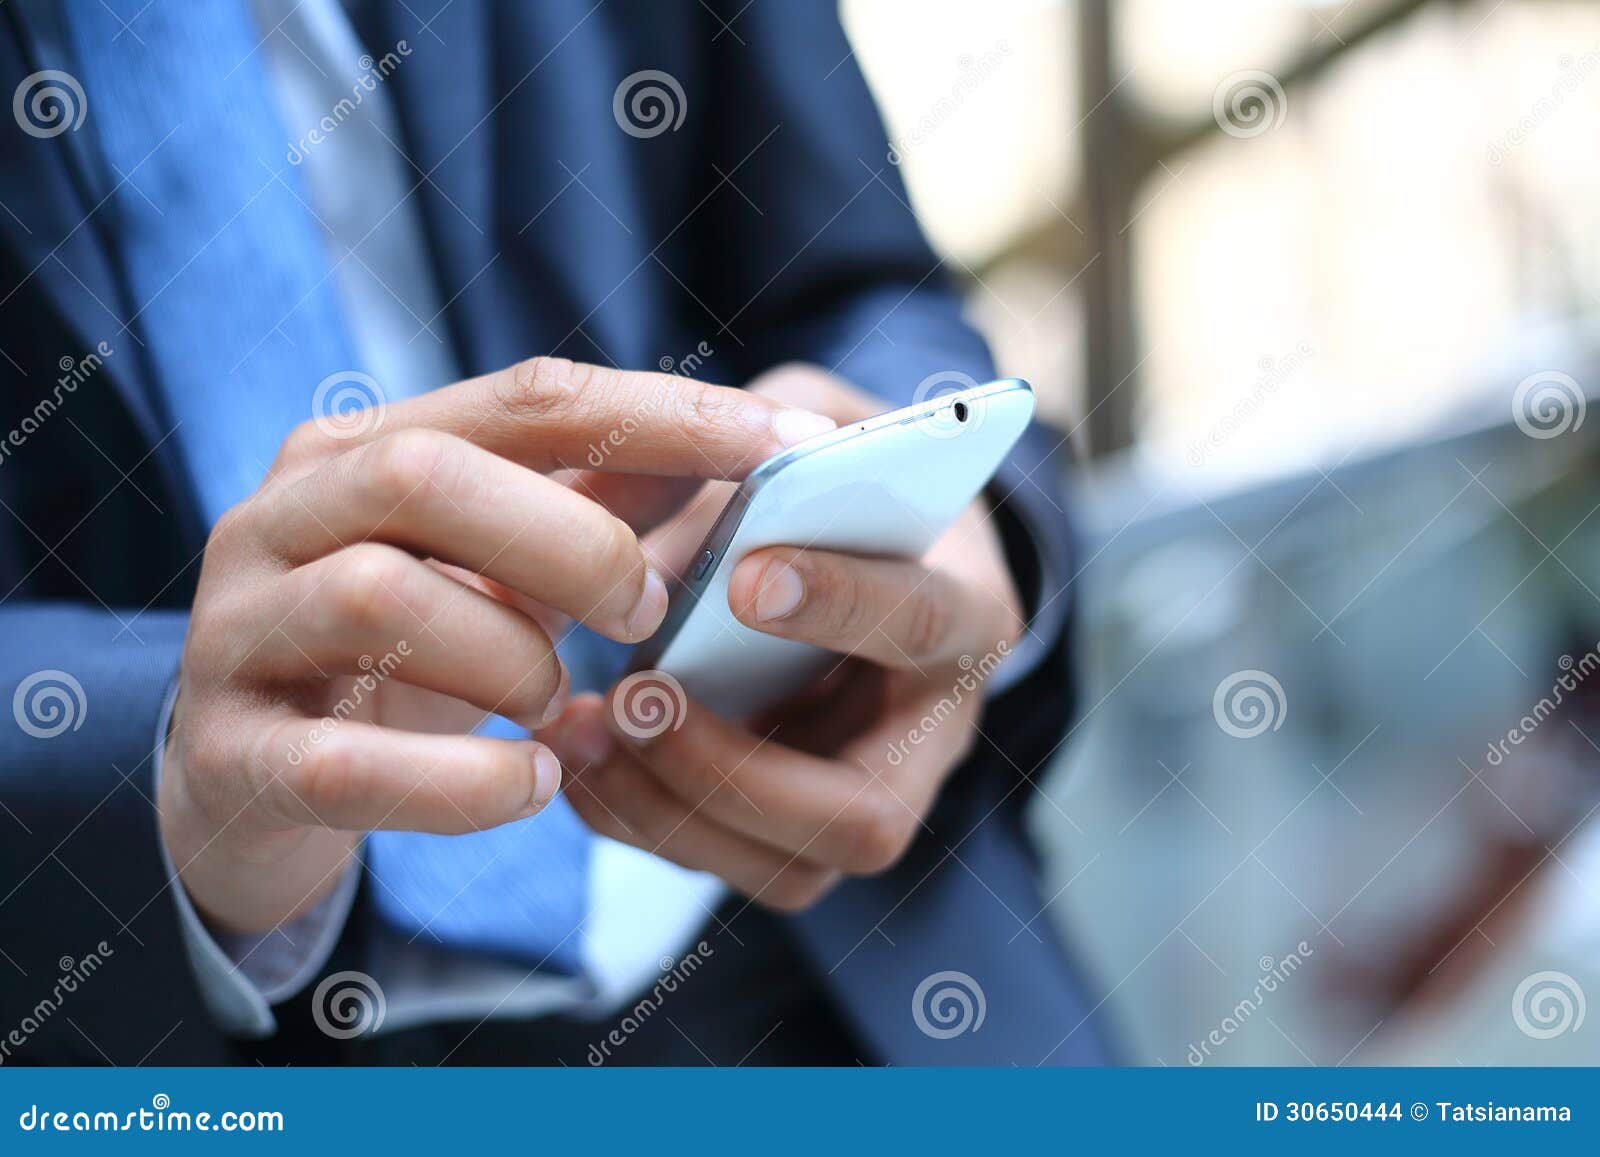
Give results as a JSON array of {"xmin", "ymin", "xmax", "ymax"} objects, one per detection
[{"xmin": 543, "ymin": 365, "xmax": 1026, "ymax": 910}]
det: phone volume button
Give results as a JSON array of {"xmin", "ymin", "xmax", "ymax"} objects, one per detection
[{"xmin": 691, "ymin": 549, "xmax": 716, "ymax": 581}]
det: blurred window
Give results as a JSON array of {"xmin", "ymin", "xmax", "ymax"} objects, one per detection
[{"xmin": 845, "ymin": 0, "xmax": 1600, "ymax": 483}]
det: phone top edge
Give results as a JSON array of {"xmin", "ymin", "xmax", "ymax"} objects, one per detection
[
  {"xmin": 729, "ymin": 376, "xmax": 1030, "ymax": 532},
  {"xmin": 743, "ymin": 376, "xmax": 1031, "ymax": 493},
  {"xmin": 625, "ymin": 377, "xmax": 1031, "ymax": 674}
]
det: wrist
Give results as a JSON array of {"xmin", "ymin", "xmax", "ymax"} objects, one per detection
[{"xmin": 158, "ymin": 735, "xmax": 356, "ymax": 935}]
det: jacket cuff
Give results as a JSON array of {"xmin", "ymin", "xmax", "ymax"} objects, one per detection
[{"xmin": 982, "ymin": 476, "xmax": 1068, "ymax": 697}]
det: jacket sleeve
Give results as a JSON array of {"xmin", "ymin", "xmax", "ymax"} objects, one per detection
[
  {"xmin": 0, "ymin": 604, "xmax": 232, "ymax": 1063},
  {"xmin": 698, "ymin": 0, "xmax": 1077, "ymax": 761}
]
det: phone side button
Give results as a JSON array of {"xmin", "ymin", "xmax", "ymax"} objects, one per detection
[{"xmin": 691, "ymin": 549, "xmax": 716, "ymax": 581}]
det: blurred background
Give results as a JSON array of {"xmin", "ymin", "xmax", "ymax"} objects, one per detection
[{"xmin": 843, "ymin": 0, "xmax": 1600, "ymax": 1064}]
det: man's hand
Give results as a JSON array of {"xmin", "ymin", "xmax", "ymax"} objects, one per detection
[
  {"xmin": 543, "ymin": 365, "xmax": 1025, "ymax": 910},
  {"xmin": 160, "ymin": 357, "xmax": 836, "ymax": 933}
]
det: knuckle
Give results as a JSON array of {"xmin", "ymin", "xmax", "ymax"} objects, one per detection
[
  {"xmin": 212, "ymin": 490, "xmax": 288, "ymax": 566},
  {"xmin": 183, "ymin": 597, "xmax": 226, "ymax": 657},
  {"xmin": 901, "ymin": 588, "xmax": 956, "ymax": 661},
  {"xmin": 208, "ymin": 496, "xmax": 258, "ymax": 547},
  {"xmin": 189, "ymin": 591, "xmax": 263, "ymax": 676},
  {"xmin": 200, "ymin": 495, "xmax": 273, "ymax": 573},
  {"xmin": 276, "ymin": 420, "xmax": 336, "ymax": 469},
  {"xmin": 814, "ymin": 561, "xmax": 869, "ymax": 638},
  {"xmin": 186, "ymin": 553, "xmax": 246, "ymax": 641},
  {"xmin": 681, "ymin": 382, "xmax": 748, "ymax": 436},
  {"xmin": 498, "ymin": 356, "xmax": 591, "ymax": 421},
  {"xmin": 289, "ymin": 736, "xmax": 365, "ymax": 822},
  {"xmin": 839, "ymin": 790, "xmax": 917, "ymax": 875},
  {"xmin": 360, "ymin": 428, "xmax": 455, "ymax": 505},
  {"xmin": 327, "ymin": 544, "xmax": 413, "ymax": 630}
]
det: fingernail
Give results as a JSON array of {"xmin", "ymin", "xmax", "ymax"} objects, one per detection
[
  {"xmin": 755, "ymin": 561, "xmax": 805, "ymax": 621},
  {"xmin": 537, "ymin": 665, "xmax": 571, "ymax": 728},
  {"xmin": 523, "ymin": 746, "xmax": 563, "ymax": 815},
  {"xmin": 568, "ymin": 713, "xmax": 615, "ymax": 766},
  {"xmin": 772, "ymin": 409, "xmax": 837, "ymax": 448},
  {"xmin": 624, "ymin": 568, "xmax": 668, "ymax": 640}
]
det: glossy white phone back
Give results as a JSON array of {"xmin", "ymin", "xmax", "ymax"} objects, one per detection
[{"xmin": 643, "ymin": 379, "xmax": 1035, "ymax": 719}]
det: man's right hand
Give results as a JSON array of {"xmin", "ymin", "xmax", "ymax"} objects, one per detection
[{"xmin": 158, "ymin": 356, "xmax": 835, "ymax": 935}]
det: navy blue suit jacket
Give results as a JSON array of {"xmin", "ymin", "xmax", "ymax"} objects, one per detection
[{"xmin": 0, "ymin": 0, "xmax": 1107, "ymax": 1065}]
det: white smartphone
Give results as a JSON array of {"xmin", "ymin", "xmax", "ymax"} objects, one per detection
[{"xmin": 627, "ymin": 377, "xmax": 1036, "ymax": 719}]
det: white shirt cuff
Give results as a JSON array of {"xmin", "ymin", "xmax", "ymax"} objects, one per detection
[{"xmin": 155, "ymin": 680, "xmax": 361, "ymax": 1038}]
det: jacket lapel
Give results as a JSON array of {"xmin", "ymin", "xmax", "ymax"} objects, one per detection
[
  {"xmin": 0, "ymin": 1, "xmax": 166, "ymax": 448},
  {"xmin": 349, "ymin": 0, "xmax": 498, "ymax": 373},
  {"xmin": 2, "ymin": 1, "xmax": 210, "ymax": 547}
]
